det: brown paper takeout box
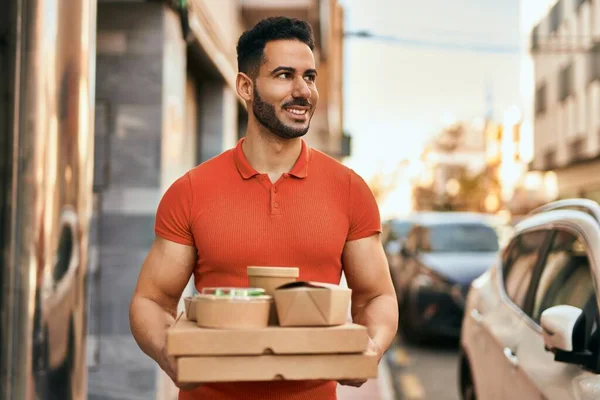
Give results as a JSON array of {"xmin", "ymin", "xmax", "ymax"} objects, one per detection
[
  {"xmin": 167, "ymin": 314, "xmax": 377, "ymax": 383},
  {"xmin": 177, "ymin": 353, "xmax": 378, "ymax": 383},
  {"xmin": 167, "ymin": 314, "xmax": 369, "ymax": 356},
  {"xmin": 274, "ymin": 281, "xmax": 352, "ymax": 327}
]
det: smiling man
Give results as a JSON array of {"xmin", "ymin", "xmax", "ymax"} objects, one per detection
[{"xmin": 129, "ymin": 16, "xmax": 398, "ymax": 400}]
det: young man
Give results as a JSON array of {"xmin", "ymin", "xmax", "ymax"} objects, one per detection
[{"xmin": 129, "ymin": 16, "xmax": 398, "ymax": 400}]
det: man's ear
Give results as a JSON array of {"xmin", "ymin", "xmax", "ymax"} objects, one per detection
[{"xmin": 236, "ymin": 72, "xmax": 253, "ymax": 102}]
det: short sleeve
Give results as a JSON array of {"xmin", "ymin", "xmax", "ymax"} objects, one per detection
[
  {"xmin": 154, "ymin": 172, "xmax": 195, "ymax": 246},
  {"xmin": 347, "ymin": 170, "xmax": 382, "ymax": 241}
]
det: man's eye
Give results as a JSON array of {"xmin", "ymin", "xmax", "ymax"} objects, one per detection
[
  {"xmin": 305, "ymin": 75, "xmax": 316, "ymax": 82},
  {"xmin": 277, "ymin": 73, "xmax": 291, "ymax": 79}
]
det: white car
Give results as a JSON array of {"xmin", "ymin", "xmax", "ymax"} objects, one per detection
[{"xmin": 460, "ymin": 199, "xmax": 600, "ymax": 400}]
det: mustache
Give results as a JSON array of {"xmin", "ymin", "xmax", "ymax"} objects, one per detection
[{"xmin": 283, "ymin": 98, "xmax": 312, "ymax": 108}]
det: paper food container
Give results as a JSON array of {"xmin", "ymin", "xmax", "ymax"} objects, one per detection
[
  {"xmin": 167, "ymin": 314, "xmax": 369, "ymax": 356},
  {"xmin": 274, "ymin": 281, "xmax": 351, "ymax": 326},
  {"xmin": 176, "ymin": 352, "xmax": 378, "ymax": 383},
  {"xmin": 183, "ymin": 296, "xmax": 196, "ymax": 321},
  {"xmin": 167, "ymin": 314, "xmax": 377, "ymax": 384},
  {"xmin": 194, "ymin": 287, "xmax": 272, "ymax": 329},
  {"xmin": 247, "ymin": 266, "xmax": 299, "ymax": 296}
]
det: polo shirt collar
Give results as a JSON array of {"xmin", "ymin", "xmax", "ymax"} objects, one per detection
[{"xmin": 234, "ymin": 137, "xmax": 309, "ymax": 180}]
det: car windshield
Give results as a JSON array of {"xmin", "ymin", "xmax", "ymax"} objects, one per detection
[
  {"xmin": 390, "ymin": 220, "xmax": 412, "ymax": 240},
  {"xmin": 423, "ymin": 223, "xmax": 499, "ymax": 253}
]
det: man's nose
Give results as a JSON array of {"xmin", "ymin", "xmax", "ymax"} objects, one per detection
[{"xmin": 292, "ymin": 77, "xmax": 311, "ymax": 99}]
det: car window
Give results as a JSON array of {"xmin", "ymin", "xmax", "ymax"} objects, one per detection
[
  {"xmin": 419, "ymin": 223, "xmax": 499, "ymax": 253},
  {"xmin": 390, "ymin": 220, "xmax": 412, "ymax": 241},
  {"xmin": 504, "ymin": 230, "xmax": 548, "ymax": 309},
  {"xmin": 531, "ymin": 230, "xmax": 596, "ymax": 323}
]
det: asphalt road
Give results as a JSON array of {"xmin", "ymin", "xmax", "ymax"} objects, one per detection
[{"xmin": 387, "ymin": 335, "xmax": 461, "ymax": 400}]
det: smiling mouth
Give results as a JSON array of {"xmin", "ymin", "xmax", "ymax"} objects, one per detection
[{"xmin": 284, "ymin": 107, "xmax": 309, "ymax": 119}]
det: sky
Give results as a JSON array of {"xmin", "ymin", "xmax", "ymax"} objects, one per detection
[{"xmin": 337, "ymin": 0, "xmax": 550, "ymax": 217}]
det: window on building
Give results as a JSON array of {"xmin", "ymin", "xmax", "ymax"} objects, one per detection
[
  {"xmin": 576, "ymin": 0, "xmax": 588, "ymax": 12},
  {"xmin": 589, "ymin": 42, "xmax": 600, "ymax": 83},
  {"xmin": 559, "ymin": 63, "xmax": 574, "ymax": 102},
  {"xmin": 569, "ymin": 136, "xmax": 586, "ymax": 161},
  {"xmin": 531, "ymin": 230, "xmax": 595, "ymax": 323},
  {"xmin": 503, "ymin": 230, "xmax": 549, "ymax": 309},
  {"xmin": 535, "ymin": 83, "xmax": 547, "ymax": 115},
  {"xmin": 531, "ymin": 25, "xmax": 539, "ymax": 52},
  {"xmin": 544, "ymin": 148, "xmax": 557, "ymax": 170},
  {"xmin": 550, "ymin": 1, "xmax": 563, "ymax": 33}
]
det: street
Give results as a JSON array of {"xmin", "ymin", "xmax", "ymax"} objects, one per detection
[{"xmin": 388, "ymin": 336, "xmax": 460, "ymax": 400}]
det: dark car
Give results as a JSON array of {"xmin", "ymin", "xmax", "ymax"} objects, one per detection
[
  {"xmin": 382, "ymin": 217, "xmax": 414, "ymax": 271},
  {"xmin": 390, "ymin": 212, "xmax": 500, "ymax": 342}
]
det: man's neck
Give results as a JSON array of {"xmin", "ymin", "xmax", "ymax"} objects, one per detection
[{"xmin": 242, "ymin": 130, "xmax": 303, "ymax": 183}]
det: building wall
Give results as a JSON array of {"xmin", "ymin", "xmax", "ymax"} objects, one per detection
[
  {"xmin": 532, "ymin": 0, "xmax": 600, "ymax": 174},
  {"xmin": 90, "ymin": 3, "xmax": 208, "ymax": 399},
  {"xmin": 187, "ymin": 0, "xmax": 243, "ymax": 91},
  {"xmin": 302, "ymin": 0, "xmax": 345, "ymax": 157},
  {"xmin": 91, "ymin": 2, "xmax": 167, "ymax": 398}
]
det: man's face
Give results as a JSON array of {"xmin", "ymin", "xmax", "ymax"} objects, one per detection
[{"xmin": 252, "ymin": 39, "xmax": 319, "ymax": 139}]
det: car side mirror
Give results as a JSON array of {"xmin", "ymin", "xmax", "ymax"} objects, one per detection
[
  {"xmin": 541, "ymin": 305, "xmax": 600, "ymax": 372},
  {"xmin": 541, "ymin": 305, "xmax": 582, "ymax": 352}
]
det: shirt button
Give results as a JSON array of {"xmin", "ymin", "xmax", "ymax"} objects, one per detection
[
  {"xmin": 274, "ymin": 203, "xmax": 279, "ymax": 209},
  {"xmin": 273, "ymin": 188, "xmax": 278, "ymax": 193}
]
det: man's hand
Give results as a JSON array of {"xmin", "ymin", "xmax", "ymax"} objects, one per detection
[
  {"xmin": 157, "ymin": 344, "xmax": 202, "ymax": 391},
  {"xmin": 338, "ymin": 337, "xmax": 382, "ymax": 388}
]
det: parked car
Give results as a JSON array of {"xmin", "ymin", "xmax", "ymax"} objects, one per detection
[
  {"xmin": 392, "ymin": 212, "xmax": 500, "ymax": 342},
  {"xmin": 382, "ymin": 217, "xmax": 414, "ymax": 273},
  {"xmin": 460, "ymin": 199, "xmax": 600, "ymax": 400}
]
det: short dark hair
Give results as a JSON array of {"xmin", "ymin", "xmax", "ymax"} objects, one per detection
[{"xmin": 236, "ymin": 16, "xmax": 315, "ymax": 77}]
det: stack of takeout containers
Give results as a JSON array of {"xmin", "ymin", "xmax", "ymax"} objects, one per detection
[{"xmin": 168, "ymin": 266, "xmax": 378, "ymax": 383}]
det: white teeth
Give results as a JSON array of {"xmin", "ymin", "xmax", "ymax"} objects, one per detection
[{"xmin": 287, "ymin": 109, "xmax": 307, "ymax": 115}]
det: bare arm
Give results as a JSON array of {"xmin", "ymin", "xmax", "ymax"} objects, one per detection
[
  {"xmin": 343, "ymin": 233, "xmax": 398, "ymax": 360},
  {"xmin": 129, "ymin": 236, "xmax": 196, "ymax": 383}
]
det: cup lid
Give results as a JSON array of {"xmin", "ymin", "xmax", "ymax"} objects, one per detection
[
  {"xmin": 247, "ymin": 266, "xmax": 299, "ymax": 278},
  {"xmin": 201, "ymin": 287, "xmax": 266, "ymax": 298}
]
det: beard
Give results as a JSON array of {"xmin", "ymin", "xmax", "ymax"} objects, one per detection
[{"xmin": 252, "ymin": 87, "xmax": 312, "ymax": 140}]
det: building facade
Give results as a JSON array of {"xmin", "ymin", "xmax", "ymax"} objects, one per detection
[{"xmin": 530, "ymin": 0, "xmax": 600, "ymax": 202}]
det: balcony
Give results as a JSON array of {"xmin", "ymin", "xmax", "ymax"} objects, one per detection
[
  {"xmin": 588, "ymin": 41, "xmax": 600, "ymax": 83},
  {"xmin": 558, "ymin": 63, "xmax": 574, "ymax": 102}
]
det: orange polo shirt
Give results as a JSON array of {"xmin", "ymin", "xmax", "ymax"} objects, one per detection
[{"xmin": 154, "ymin": 137, "xmax": 381, "ymax": 400}]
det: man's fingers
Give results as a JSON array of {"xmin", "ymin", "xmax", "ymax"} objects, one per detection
[
  {"xmin": 338, "ymin": 379, "xmax": 367, "ymax": 387},
  {"xmin": 177, "ymin": 382, "xmax": 202, "ymax": 390}
]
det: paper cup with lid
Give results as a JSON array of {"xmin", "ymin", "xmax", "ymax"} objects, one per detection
[{"xmin": 246, "ymin": 266, "xmax": 300, "ymax": 296}]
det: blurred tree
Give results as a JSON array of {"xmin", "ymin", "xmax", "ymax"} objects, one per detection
[
  {"xmin": 367, "ymin": 160, "xmax": 409, "ymax": 204},
  {"xmin": 433, "ymin": 122, "xmax": 466, "ymax": 153}
]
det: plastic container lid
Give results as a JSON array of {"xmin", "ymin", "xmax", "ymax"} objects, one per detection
[
  {"xmin": 247, "ymin": 266, "xmax": 299, "ymax": 278},
  {"xmin": 198, "ymin": 287, "xmax": 271, "ymax": 301},
  {"xmin": 201, "ymin": 287, "xmax": 265, "ymax": 297}
]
